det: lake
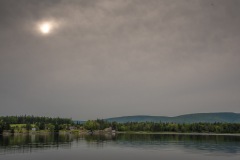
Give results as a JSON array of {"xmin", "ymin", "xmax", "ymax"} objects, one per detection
[{"xmin": 0, "ymin": 133, "xmax": 240, "ymax": 160}]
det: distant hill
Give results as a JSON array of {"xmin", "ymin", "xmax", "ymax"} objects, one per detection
[
  {"xmin": 73, "ymin": 120, "xmax": 86, "ymax": 124},
  {"xmin": 105, "ymin": 112, "xmax": 240, "ymax": 123}
]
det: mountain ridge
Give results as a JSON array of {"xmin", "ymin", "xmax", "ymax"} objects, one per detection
[{"xmin": 104, "ymin": 112, "xmax": 240, "ymax": 123}]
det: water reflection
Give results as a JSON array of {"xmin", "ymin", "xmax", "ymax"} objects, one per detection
[
  {"xmin": 0, "ymin": 133, "xmax": 240, "ymax": 156},
  {"xmin": 114, "ymin": 134, "xmax": 240, "ymax": 154},
  {"xmin": 0, "ymin": 134, "xmax": 73, "ymax": 155}
]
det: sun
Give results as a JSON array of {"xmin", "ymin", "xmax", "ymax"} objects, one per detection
[
  {"xmin": 36, "ymin": 20, "xmax": 60, "ymax": 35},
  {"xmin": 39, "ymin": 23, "xmax": 52, "ymax": 34}
]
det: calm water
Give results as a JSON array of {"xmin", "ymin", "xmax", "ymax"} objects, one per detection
[{"xmin": 0, "ymin": 133, "xmax": 240, "ymax": 160}]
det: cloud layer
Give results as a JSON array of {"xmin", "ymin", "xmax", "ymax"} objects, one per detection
[{"xmin": 0, "ymin": 0, "xmax": 240, "ymax": 119}]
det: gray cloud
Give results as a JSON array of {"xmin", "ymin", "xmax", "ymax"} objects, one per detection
[{"xmin": 0, "ymin": 0, "xmax": 240, "ymax": 119}]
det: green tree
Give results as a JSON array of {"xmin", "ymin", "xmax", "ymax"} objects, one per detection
[
  {"xmin": 84, "ymin": 120, "xmax": 99, "ymax": 130},
  {"xmin": 26, "ymin": 123, "xmax": 32, "ymax": 131}
]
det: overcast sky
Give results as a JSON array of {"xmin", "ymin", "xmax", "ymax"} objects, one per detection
[{"xmin": 0, "ymin": 0, "xmax": 240, "ymax": 120}]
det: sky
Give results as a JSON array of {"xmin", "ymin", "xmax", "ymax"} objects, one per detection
[{"xmin": 0, "ymin": 0, "xmax": 240, "ymax": 120}]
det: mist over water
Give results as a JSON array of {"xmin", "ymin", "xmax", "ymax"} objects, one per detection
[{"xmin": 1, "ymin": 134, "xmax": 240, "ymax": 160}]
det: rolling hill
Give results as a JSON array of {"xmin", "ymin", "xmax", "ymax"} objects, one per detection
[{"xmin": 105, "ymin": 112, "xmax": 240, "ymax": 123}]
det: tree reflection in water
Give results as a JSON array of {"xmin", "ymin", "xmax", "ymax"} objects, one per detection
[{"xmin": 0, "ymin": 133, "xmax": 240, "ymax": 155}]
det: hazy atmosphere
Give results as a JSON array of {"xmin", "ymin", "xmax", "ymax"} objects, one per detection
[{"xmin": 0, "ymin": 0, "xmax": 240, "ymax": 120}]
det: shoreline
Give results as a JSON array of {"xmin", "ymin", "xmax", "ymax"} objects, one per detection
[
  {"xmin": 116, "ymin": 131, "xmax": 240, "ymax": 136},
  {"xmin": 1, "ymin": 131, "xmax": 240, "ymax": 136}
]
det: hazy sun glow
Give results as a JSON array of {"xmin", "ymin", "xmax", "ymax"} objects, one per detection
[{"xmin": 39, "ymin": 23, "xmax": 52, "ymax": 34}]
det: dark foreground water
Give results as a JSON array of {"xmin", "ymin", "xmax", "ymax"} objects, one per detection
[{"xmin": 0, "ymin": 133, "xmax": 240, "ymax": 160}]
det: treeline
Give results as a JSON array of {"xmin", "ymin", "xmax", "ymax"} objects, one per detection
[
  {"xmin": 1, "ymin": 116, "xmax": 240, "ymax": 134},
  {"xmin": 0, "ymin": 115, "xmax": 73, "ymax": 125},
  {"xmin": 0, "ymin": 115, "xmax": 74, "ymax": 134},
  {"xmin": 83, "ymin": 120, "xmax": 240, "ymax": 133},
  {"xmin": 115, "ymin": 122, "xmax": 240, "ymax": 133}
]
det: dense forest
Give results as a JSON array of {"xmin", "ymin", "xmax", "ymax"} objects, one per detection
[
  {"xmin": 83, "ymin": 119, "xmax": 240, "ymax": 133},
  {"xmin": 0, "ymin": 115, "xmax": 73, "ymax": 134},
  {"xmin": 0, "ymin": 115, "xmax": 73, "ymax": 124},
  {"xmin": 1, "ymin": 116, "xmax": 240, "ymax": 134},
  {"xmin": 115, "ymin": 122, "xmax": 240, "ymax": 133}
]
